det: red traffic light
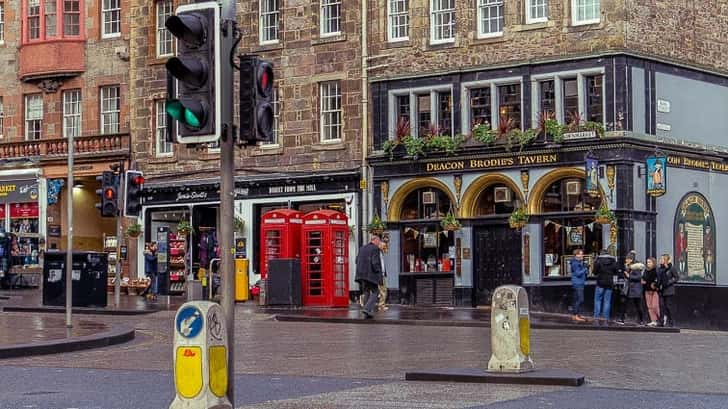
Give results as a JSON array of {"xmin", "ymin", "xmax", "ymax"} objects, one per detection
[
  {"xmin": 104, "ymin": 188, "xmax": 115, "ymax": 200},
  {"xmin": 257, "ymin": 62, "xmax": 274, "ymax": 97},
  {"xmin": 132, "ymin": 175, "xmax": 145, "ymax": 186}
]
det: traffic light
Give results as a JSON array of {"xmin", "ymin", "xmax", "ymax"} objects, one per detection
[
  {"xmin": 123, "ymin": 171, "xmax": 145, "ymax": 218},
  {"xmin": 96, "ymin": 171, "xmax": 119, "ymax": 218},
  {"xmin": 239, "ymin": 55, "xmax": 275, "ymax": 144},
  {"xmin": 165, "ymin": 2, "xmax": 221, "ymax": 144}
]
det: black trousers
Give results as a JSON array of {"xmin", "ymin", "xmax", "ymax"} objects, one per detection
[
  {"xmin": 660, "ymin": 295, "xmax": 676, "ymax": 326},
  {"xmin": 618, "ymin": 295, "xmax": 644, "ymax": 323},
  {"xmin": 360, "ymin": 281, "xmax": 379, "ymax": 315}
]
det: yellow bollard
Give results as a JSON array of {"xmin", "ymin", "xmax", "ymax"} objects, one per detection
[{"xmin": 235, "ymin": 259, "xmax": 249, "ymax": 301}]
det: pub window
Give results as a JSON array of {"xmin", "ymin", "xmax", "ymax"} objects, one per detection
[
  {"xmin": 532, "ymin": 71, "xmax": 605, "ymax": 127},
  {"xmin": 396, "ymin": 95, "xmax": 410, "ymax": 127},
  {"xmin": 470, "ymin": 87, "xmax": 491, "ymax": 127},
  {"xmin": 399, "ymin": 187, "xmax": 455, "ymax": 274},
  {"xmin": 585, "ymin": 74, "xmax": 603, "ymax": 123},
  {"xmin": 389, "ymin": 87, "xmax": 453, "ymax": 139},
  {"xmin": 437, "ymin": 91, "xmax": 451, "ymax": 134},
  {"xmin": 562, "ymin": 78, "xmax": 578, "ymax": 121},
  {"xmin": 473, "ymin": 184, "xmax": 517, "ymax": 216},
  {"xmin": 416, "ymin": 93, "xmax": 431, "ymax": 136},
  {"xmin": 497, "ymin": 83, "xmax": 521, "ymax": 129},
  {"xmin": 539, "ymin": 80, "xmax": 555, "ymax": 117}
]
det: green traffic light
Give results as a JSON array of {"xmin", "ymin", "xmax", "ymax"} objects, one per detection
[
  {"xmin": 184, "ymin": 110, "xmax": 202, "ymax": 128},
  {"xmin": 166, "ymin": 101, "xmax": 185, "ymax": 121},
  {"xmin": 166, "ymin": 99, "xmax": 204, "ymax": 129}
]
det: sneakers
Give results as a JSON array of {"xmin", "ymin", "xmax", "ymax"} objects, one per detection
[
  {"xmin": 647, "ymin": 321, "xmax": 658, "ymax": 327},
  {"xmin": 615, "ymin": 319, "xmax": 625, "ymax": 325}
]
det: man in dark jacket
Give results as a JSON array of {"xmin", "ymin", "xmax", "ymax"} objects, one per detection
[
  {"xmin": 592, "ymin": 250, "xmax": 619, "ymax": 325},
  {"xmin": 658, "ymin": 254, "xmax": 679, "ymax": 327},
  {"xmin": 144, "ymin": 242, "xmax": 158, "ymax": 300},
  {"xmin": 570, "ymin": 249, "xmax": 588, "ymax": 322},
  {"xmin": 355, "ymin": 234, "xmax": 384, "ymax": 318}
]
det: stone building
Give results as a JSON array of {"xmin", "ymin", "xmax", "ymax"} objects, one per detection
[
  {"xmin": 367, "ymin": 0, "xmax": 728, "ymax": 327},
  {"xmin": 0, "ymin": 0, "xmax": 131, "ymax": 288},
  {"xmin": 128, "ymin": 1, "xmax": 366, "ymax": 295}
]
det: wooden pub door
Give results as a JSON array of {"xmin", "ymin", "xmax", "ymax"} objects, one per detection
[{"xmin": 473, "ymin": 225, "xmax": 522, "ymax": 306}]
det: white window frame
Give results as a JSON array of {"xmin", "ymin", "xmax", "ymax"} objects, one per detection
[
  {"xmin": 259, "ymin": 0, "xmax": 280, "ymax": 44},
  {"xmin": 320, "ymin": 81, "xmax": 342, "ymax": 143},
  {"xmin": 156, "ymin": 0, "xmax": 173, "ymax": 57},
  {"xmin": 477, "ymin": 0, "xmax": 504, "ymax": 39},
  {"xmin": 387, "ymin": 85, "xmax": 454, "ymax": 140},
  {"xmin": 100, "ymin": 85, "xmax": 120, "ymax": 134},
  {"xmin": 529, "ymin": 68, "xmax": 606, "ymax": 128},
  {"xmin": 0, "ymin": 97, "xmax": 4, "ymax": 139},
  {"xmin": 430, "ymin": 0, "xmax": 455, "ymax": 44},
  {"xmin": 102, "ymin": 0, "xmax": 121, "ymax": 38},
  {"xmin": 320, "ymin": 0, "xmax": 341, "ymax": 37},
  {"xmin": 24, "ymin": 94, "xmax": 43, "ymax": 141},
  {"xmin": 460, "ymin": 77, "xmax": 523, "ymax": 135},
  {"xmin": 155, "ymin": 100, "xmax": 173, "ymax": 157},
  {"xmin": 387, "ymin": 0, "xmax": 409, "ymax": 42},
  {"xmin": 62, "ymin": 89, "xmax": 82, "ymax": 139},
  {"xmin": 0, "ymin": 2, "xmax": 5, "ymax": 43},
  {"xmin": 526, "ymin": 0, "xmax": 548, "ymax": 24},
  {"xmin": 571, "ymin": 0, "xmax": 600, "ymax": 26}
]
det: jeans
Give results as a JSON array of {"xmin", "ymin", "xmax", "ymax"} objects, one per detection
[
  {"xmin": 150, "ymin": 273, "xmax": 159, "ymax": 295},
  {"xmin": 361, "ymin": 281, "xmax": 379, "ymax": 316},
  {"xmin": 594, "ymin": 286, "xmax": 613, "ymax": 320},
  {"xmin": 660, "ymin": 295, "xmax": 676, "ymax": 326},
  {"xmin": 572, "ymin": 287, "xmax": 584, "ymax": 315}
]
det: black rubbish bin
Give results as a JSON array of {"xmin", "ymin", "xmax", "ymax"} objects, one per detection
[{"xmin": 42, "ymin": 251, "xmax": 108, "ymax": 307}]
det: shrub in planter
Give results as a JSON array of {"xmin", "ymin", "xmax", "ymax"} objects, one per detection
[{"xmin": 440, "ymin": 212, "xmax": 462, "ymax": 231}]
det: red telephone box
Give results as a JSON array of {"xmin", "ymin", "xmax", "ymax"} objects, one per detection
[
  {"xmin": 301, "ymin": 210, "xmax": 349, "ymax": 307},
  {"xmin": 259, "ymin": 209, "xmax": 303, "ymax": 279}
]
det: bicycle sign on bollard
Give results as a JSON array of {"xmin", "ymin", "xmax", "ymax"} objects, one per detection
[
  {"xmin": 169, "ymin": 301, "xmax": 232, "ymax": 409},
  {"xmin": 487, "ymin": 285, "xmax": 534, "ymax": 373}
]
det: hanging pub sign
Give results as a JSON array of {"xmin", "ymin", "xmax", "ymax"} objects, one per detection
[
  {"xmin": 585, "ymin": 157, "xmax": 600, "ymax": 197},
  {"xmin": 646, "ymin": 156, "xmax": 667, "ymax": 197}
]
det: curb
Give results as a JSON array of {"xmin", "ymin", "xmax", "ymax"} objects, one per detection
[
  {"xmin": 273, "ymin": 314, "xmax": 680, "ymax": 333},
  {"xmin": 1, "ymin": 305, "xmax": 162, "ymax": 316},
  {"xmin": 0, "ymin": 325, "xmax": 136, "ymax": 359}
]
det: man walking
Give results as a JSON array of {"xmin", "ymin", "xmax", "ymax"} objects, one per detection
[
  {"xmin": 570, "ymin": 249, "xmax": 588, "ymax": 322},
  {"xmin": 355, "ymin": 234, "xmax": 384, "ymax": 318},
  {"xmin": 377, "ymin": 240, "xmax": 389, "ymax": 312},
  {"xmin": 658, "ymin": 254, "xmax": 679, "ymax": 327},
  {"xmin": 592, "ymin": 249, "xmax": 619, "ymax": 326}
]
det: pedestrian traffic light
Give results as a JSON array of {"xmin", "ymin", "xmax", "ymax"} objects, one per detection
[
  {"xmin": 95, "ymin": 171, "xmax": 119, "ymax": 218},
  {"xmin": 123, "ymin": 170, "xmax": 145, "ymax": 218},
  {"xmin": 165, "ymin": 2, "xmax": 221, "ymax": 144},
  {"xmin": 239, "ymin": 55, "xmax": 275, "ymax": 144}
]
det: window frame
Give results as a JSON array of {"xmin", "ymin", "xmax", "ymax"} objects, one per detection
[
  {"xmin": 24, "ymin": 94, "xmax": 43, "ymax": 141},
  {"xmin": 101, "ymin": 0, "xmax": 122, "ymax": 38},
  {"xmin": 525, "ymin": 0, "xmax": 548, "ymax": 24},
  {"xmin": 430, "ymin": 0, "xmax": 455, "ymax": 45},
  {"xmin": 0, "ymin": 2, "xmax": 4, "ymax": 43},
  {"xmin": 23, "ymin": 0, "xmax": 84, "ymax": 43},
  {"xmin": 62, "ymin": 89, "xmax": 82, "ymax": 139},
  {"xmin": 100, "ymin": 85, "xmax": 121, "ymax": 135},
  {"xmin": 319, "ymin": 0, "xmax": 342, "ymax": 37},
  {"xmin": 571, "ymin": 0, "xmax": 600, "ymax": 26},
  {"xmin": 387, "ymin": 85, "xmax": 454, "ymax": 140},
  {"xmin": 476, "ymin": 0, "xmax": 504, "ymax": 39},
  {"xmin": 387, "ymin": 0, "xmax": 409, "ymax": 43},
  {"xmin": 156, "ymin": 0, "xmax": 173, "ymax": 57},
  {"xmin": 0, "ymin": 97, "xmax": 4, "ymax": 139},
  {"xmin": 529, "ymin": 68, "xmax": 605, "ymax": 128},
  {"xmin": 259, "ymin": 0, "xmax": 280, "ymax": 45},
  {"xmin": 155, "ymin": 100, "xmax": 173, "ymax": 157},
  {"xmin": 319, "ymin": 81, "xmax": 343, "ymax": 143},
  {"xmin": 460, "ymin": 77, "xmax": 523, "ymax": 135}
]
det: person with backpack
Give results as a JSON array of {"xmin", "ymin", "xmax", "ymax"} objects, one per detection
[
  {"xmin": 592, "ymin": 249, "xmax": 619, "ymax": 326},
  {"xmin": 658, "ymin": 253, "xmax": 679, "ymax": 327}
]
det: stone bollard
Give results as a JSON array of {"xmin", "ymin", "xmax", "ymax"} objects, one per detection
[{"xmin": 487, "ymin": 285, "xmax": 534, "ymax": 373}]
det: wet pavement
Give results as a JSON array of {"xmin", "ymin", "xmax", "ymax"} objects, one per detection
[
  {"xmin": 0, "ymin": 313, "xmax": 109, "ymax": 345},
  {"xmin": 0, "ymin": 289, "xmax": 186, "ymax": 314}
]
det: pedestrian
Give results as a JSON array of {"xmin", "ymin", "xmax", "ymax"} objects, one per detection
[
  {"xmin": 657, "ymin": 254, "xmax": 679, "ymax": 327},
  {"xmin": 570, "ymin": 249, "xmax": 588, "ymax": 322},
  {"xmin": 144, "ymin": 242, "xmax": 159, "ymax": 301},
  {"xmin": 355, "ymin": 234, "xmax": 384, "ymax": 319},
  {"xmin": 592, "ymin": 249, "xmax": 619, "ymax": 326},
  {"xmin": 377, "ymin": 240, "xmax": 389, "ymax": 312},
  {"xmin": 643, "ymin": 257, "xmax": 661, "ymax": 326},
  {"xmin": 617, "ymin": 251, "xmax": 645, "ymax": 325}
]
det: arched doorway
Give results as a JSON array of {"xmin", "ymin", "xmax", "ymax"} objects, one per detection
[
  {"xmin": 529, "ymin": 168, "xmax": 606, "ymax": 280},
  {"xmin": 461, "ymin": 174, "xmax": 524, "ymax": 305}
]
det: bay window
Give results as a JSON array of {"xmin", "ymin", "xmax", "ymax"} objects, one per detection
[{"xmin": 24, "ymin": 0, "xmax": 82, "ymax": 42}]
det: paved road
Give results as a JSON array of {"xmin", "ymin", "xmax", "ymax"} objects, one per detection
[{"xmin": 1, "ymin": 308, "xmax": 728, "ymax": 408}]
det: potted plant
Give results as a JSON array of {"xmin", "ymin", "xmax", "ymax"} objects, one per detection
[
  {"xmin": 177, "ymin": 220, "xmax": 193, "ymax": 236},
  {"xmin": 440, "ymin": 212, "xmax": 462, "ymax": 231},
  {"xmin": 367, "ymin": 215, "xmax": 387, "ymax": 235},
  {"xmin": 509, "ymin": 207, "xmax": 529, "ymax": 230},
  {"xmin": 402, "ymin": 135, "xmax": 426, "ymax": 159},
  {"xmin": 472, "ymin": 121, "xmax": 496, "ymax": 145},
  {"xmin": 126, "ymin": 223, "xmax": 142, "ymax": 238},
  {"xmin": 594, "ymin": 204, "xmax": 616, "ymax": 225}
]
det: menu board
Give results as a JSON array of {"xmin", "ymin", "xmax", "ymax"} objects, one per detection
[{"xmin": 10, "ymin": 202, "xmax": 39, "ymax": 218}]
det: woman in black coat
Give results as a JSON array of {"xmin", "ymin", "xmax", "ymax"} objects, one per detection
[{"xmin": 617, "ymin": 252, "xmax": 645, "ymax": 325}]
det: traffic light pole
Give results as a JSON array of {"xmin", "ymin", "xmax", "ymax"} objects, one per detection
[
  {"xmin": 66, "ymin": 125, "xmax": 74, "ymax": 328},
  {"xmin": 220, "ymin": 0, "xmax": 236, "ymax": 404},
  {"xmin": 115, "ymin": 162, "xmax": 125, "ymax": 308}
]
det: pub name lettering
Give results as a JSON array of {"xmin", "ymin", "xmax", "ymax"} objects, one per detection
[{"xmin": 426, "ymin": 154, "xmax": 558, "ymax": 173}]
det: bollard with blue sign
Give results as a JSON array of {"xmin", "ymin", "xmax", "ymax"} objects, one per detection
[{"xmin": 169, "ymin": 301, "xmax": 232, "ymax": 409}]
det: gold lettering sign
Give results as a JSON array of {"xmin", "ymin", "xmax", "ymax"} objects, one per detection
[
  {"xmin": 425, "ymin": 154, "xmax": 558, "ymax": 173},
  {"xmin": 0, "ymin": 184, "xmax": 17, "ymax": 197},
  {"xmin": 668, "ymin": 155, "xmax": 728, "ymax": 174}
]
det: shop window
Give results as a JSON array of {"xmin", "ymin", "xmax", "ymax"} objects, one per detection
[
  {"xmin": 9, "ymin": 202, "xmax": 41, "ymax": 267},
  {"xmin": 399, "ymin": 187, "xmax": 450, "ymax": 220},
  {"xmin": 473, "ymin": 184, "xmax": 517, "ymax": 216},
  {"xmin": 541, "ymin": 178, "xmax": 600, "ymax": 213},
  {"xmin": 399, "ymin": 187, "xmax": 455, "ymax": 273}
]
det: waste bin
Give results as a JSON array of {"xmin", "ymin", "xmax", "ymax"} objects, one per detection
[
  {"xmin": 235, "ymin": 259, "xmax": 249, "ymax": 301},
  {"xmin": 42, "ymin": 251, "xmax": 108, "ymax": 307}
]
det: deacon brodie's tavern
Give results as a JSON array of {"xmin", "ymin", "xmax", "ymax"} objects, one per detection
[{"xmin": 365, "ymin": 0, "xmax": 728, "ymax": 328}]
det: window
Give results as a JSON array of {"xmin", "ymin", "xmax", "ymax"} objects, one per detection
[
  {"xmin": 25, "ymin": 0, "xmax": 81, "ymax": 41},
  {"xmin": 526, "ymin": 0, "xmax": 548, "ymax": 24},
  {"xmin": 416, "ymin": 94, "xmax": 431, "ymax": 136},
  {"xmin": 102, "ymin": 0, "xmax": 121, "ymax": 37},
  {"xmin": 430, "ymin": 0, "xmax": 455, "ymax": 44},
  {"xmin": 539, "ymin": 80, "xmax": 555, "ymax": 116},
  {"xmin": 63, "ymin": 0, "xmax": 80, "ymax": 35},
  {"xmin": 497, "ymin": 84, "xmax": 521, "ymax": 130},
  {"xmin": 320, "ymin": 0, "xmax": 341, "ymax": 36},
  {"xmin": 28, "ymin": 0, "xmax": 40, "ymax": 39},
  {"xmin": 477, "ymin": 0, "xmax": 504, "ymax": 38},
  {"xmin": 572, "ymin": 0, "xmax": 599, "ymax": 25},
  {"xmin": 532, "ymin": 71, "xmax": 604, "ymax": 127},
  {"xmin": 0, "ymin": 97, "xmax": 4, "ymax": 138},
  {"xmin": 156, "ymin": 0, "xmax": 173, "ymax": 57},
  {"xmin": 562, "ymin": 78, "xmax": 578, "ymax": 120},
  {"xmin": 473, "ymin": 184, "xmax": 517, "ymax": 216},
  {"xmin": 470, "ymin": 87, "xmax": 492, "ymax": 127},
  {"xmin": 62, "ymin": 89, "xmax": 81, "ymax": 138},
  {"xmin": 45, "ymin": 0, "xmax": 56, "ymax": 37},
  {"xmin": 396, "ymin": 95, "xmax": 410, "ymax": 127},
  {"xmin": 585, "ymin": 74, "xmax": 603, "ymax": 123},
  {"xmin": 155, "ymin": 100, "xmax": 173, "ymax": 156},
  {"xmin": 25, "ymin": 94, "xmax": 43, "ymax": 140},
  {"xmin": 259, "ymin": 0, "xmax": 280, "ymax": 43},
  {"xmin": 390, "ymin": 87, "xmax": 453, "ymax": 138},
  {"xmin": 320, "ymin": 81, "xmax": 342, "ymax": 142},
  {"xmin": 399, "ymin": 187, "xmax": 455, "ymax": 273},
  {"xmin": 388, "ymin": 0, "xmax": 409, "ymax": 42},
  {"xmin": 100, "ymin": 86, "xmax": 120, "ymax": 134},
  {"xmin": 0, "ymin": 3, "xmax": 4, "ymax": 42},
  {"xmin": 437, "ymin": 91, "xmax": 451, "ymax": 134}
]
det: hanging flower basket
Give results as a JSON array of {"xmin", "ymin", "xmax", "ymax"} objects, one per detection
[
  {"xmin": 509, "ymin": 208, "xmax": 529, "ymax": 230},
  {"xmin": 177, "ymin": 221, "xmax": 193, "ymax": 236},
  {"xmin": 126, "ymin": 223, "xmax": 142, "ymax": 238},
  {"xmin": 440, "ymin": 212, "xmax": 462, "ymax": 231},
  {"xmin": 594, "ymin": 205, "xmax": 616, "ymax": 225},
  {"xmin": 367, "ymin": 215, "xmax": 387, "ymax": 235}
]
